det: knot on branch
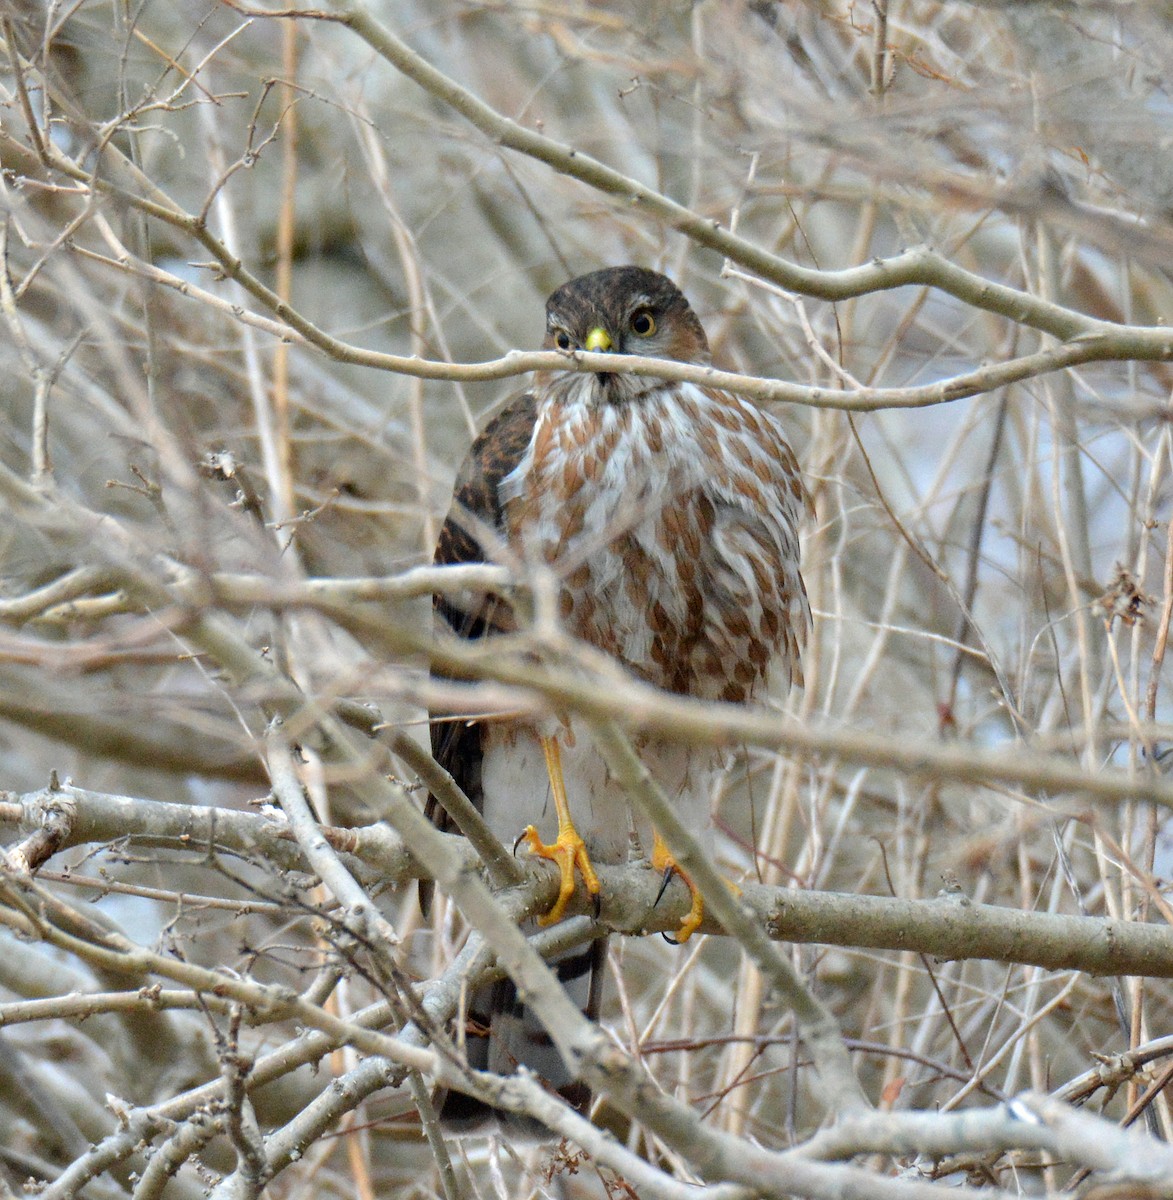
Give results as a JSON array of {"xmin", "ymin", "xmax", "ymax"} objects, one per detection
[{"xmin": 9, "ymin": 785, "xmax": 78, "ymax": 872}]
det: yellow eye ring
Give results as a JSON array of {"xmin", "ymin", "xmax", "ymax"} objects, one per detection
[
  {"xmin": 631, "ymin": 310, "xmax": 656, "ymax": 337},
  {"xmin": 554, "ymin": 331, "xmax": 573, "ymax": 350}
]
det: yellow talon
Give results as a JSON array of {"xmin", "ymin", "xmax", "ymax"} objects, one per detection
[
  {"xmin": 651, "ymin": 830, "xmax": 705, "ymax": 943},
  {"xmin": 523, "ymin": 735, "xmax": 601, "ymax": 926},
  {"xmin": 521, "ymin": 821, "xmax": 600, "ymax": 926}
]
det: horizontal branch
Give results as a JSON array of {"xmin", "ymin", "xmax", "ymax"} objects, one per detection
[
  {"xmin": 798, "ymin": 1093, "xmax": 1173, "ymax": 1177},
  {"xmin": 414, "ymin": 634, "xmax": 1173, "ymax": 813},
  {"xmin": 7, "ymin": 784, "xmax": 1173, "ymax": 977},
  {"xmin": 27, "ymin": 169, "xmax": 1173, "ymax": 412},
  {"xmin": 206, "ymin": 565, "xmax": 1173, "ymax": 812}
]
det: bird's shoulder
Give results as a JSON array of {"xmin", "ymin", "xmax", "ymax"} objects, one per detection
[{"xmin": 434, "ymin": 389, "xmax": 539, "ymax": 568}]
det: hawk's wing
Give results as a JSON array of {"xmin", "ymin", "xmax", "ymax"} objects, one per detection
[
  {"xmin": 426, "ymin": 391, "xmax": 604, "ymax": 1134},
  {"xmin": 427, "ymin": 390, "xmax": 538, "ymax": 831}
]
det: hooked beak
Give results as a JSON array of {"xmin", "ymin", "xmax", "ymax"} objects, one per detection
[{"xmin": 584, "ymin": 327, "xmax": 613, "ymax": 353}]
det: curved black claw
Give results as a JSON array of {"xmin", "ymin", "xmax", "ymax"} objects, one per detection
[
  {"xmin": 656, "ymin": 867, "xmax": 681, "ymax": 943},
  {"xmin": 512, "ymin": 830, "xmax": 527, "ymax": 856},
  {"xmin": 591, "ymin": 892, "xmax": 602, "ymax": 920},
  {"xmin": 653, "ymin": 865, "xmax": 675, "ymax": 909}
]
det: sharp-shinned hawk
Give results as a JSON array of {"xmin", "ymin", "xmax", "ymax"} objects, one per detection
[{"xmin": 428, "ymin": 265, "xmax": 808, "ymax": 1126}]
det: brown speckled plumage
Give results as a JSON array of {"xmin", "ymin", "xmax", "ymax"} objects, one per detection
[
  {"xmin": 503, "ymin": 375, "xmax": 808, "ymax": 703},
  {"xmin": 433, "ymin": 266, "xmax": 807, "ymax": 720}
]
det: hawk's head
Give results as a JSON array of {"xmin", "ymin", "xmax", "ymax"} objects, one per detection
[{"xmin": 540, "ymin": 266, "xmax": 710, "ymax": 402}]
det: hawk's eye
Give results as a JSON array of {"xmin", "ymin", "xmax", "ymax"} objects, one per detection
[
  {"xmin": 554, "ymin": 330, "xmax": 573, "ymax": 351},
  {"xmin": 630, "ymin": 310, "xmax": 656, "ymax": 337}
]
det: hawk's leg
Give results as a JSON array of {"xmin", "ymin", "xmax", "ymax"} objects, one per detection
[
  {"xmin": 651, "ymin": 830, "xmax": 705, "ymax": 943},
  {"xmin": 520, "ymin": 735, "xmax": 602, "ymax": 926}
]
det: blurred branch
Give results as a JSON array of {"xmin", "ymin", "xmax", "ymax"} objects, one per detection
[
  {"xmin": 265, "ymin": 730, "xmax": 402, "ymax": 949},
  {"xmin": 8, "ymin": 525, "xmax": 1171, "ymax": 819},
  {"xmin": 0, "ymin": 871, "xmax": 435, "ymax": 1071},
  {"xmin": 222, "ymin": 1, "xmax": 1170, "ymax": 346},
  {"xmin": 2, "ymin": 25, "xmax": 1172, "ymax": 427},
  {"xmin": 799, "ymin": 1091, "xmax": 1173, "ymax": 1175},
  {"xmin": 31, "ymin": 925, "xmax": 506, "ymax": 1198},
  {"xmin": 307, "ymin": 3, "xmax": 1098, "ymax": 338},
  {"xmin": 4, "ymin": 532, "xmax": 1173, "ymax": 814}
]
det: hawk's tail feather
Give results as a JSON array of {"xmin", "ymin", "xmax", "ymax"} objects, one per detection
[{"xmin": 438, "ymin": 936, "xmax": 607, "ymax": 1136}]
